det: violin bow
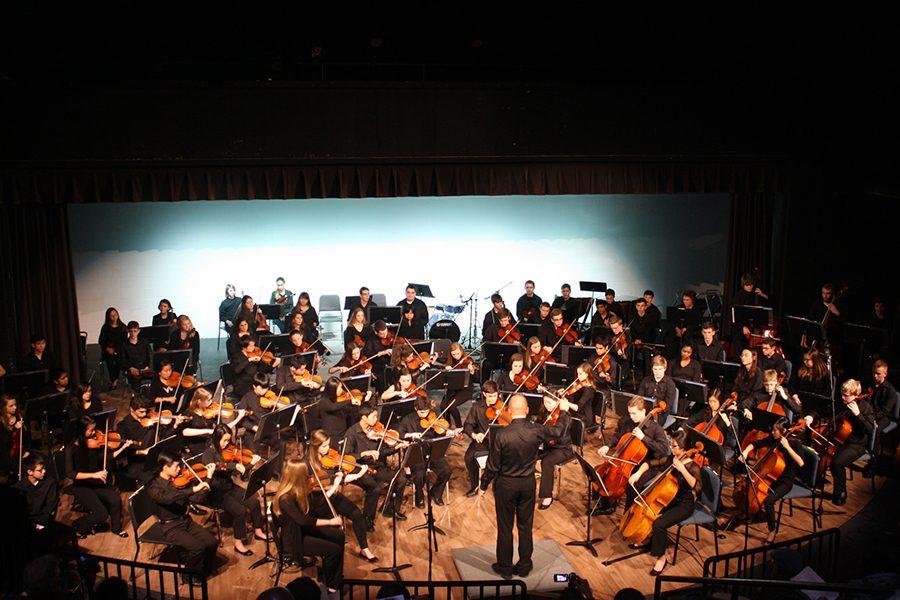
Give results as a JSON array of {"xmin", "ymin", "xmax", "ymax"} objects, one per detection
[
  {"xmin": 496, "ymin": 320, "xmax": 522, "ymax": 345},
  {"xmin": 309, "ymin": 463, "xmax": 342, "ymax": 525},
  {"xmin": 269, "ymin": 384, "xmax": 287, "ymax": 413},
  {"xmin": 418, "ymin": 401, "xmax": 456, "ymax": 439},
  {"xmin": 373, "ymin": 410, "xmax": 396, "ymax": 457},
  {"xmin": 17, "ymin": 411, "xmax": 24, "ymax": 480},
  {"xmin": 102, "ymin": 417, "xmax": 110, "ymax": 472},
  {"xmin": 343, "ymin": 349, "xmax": 388, "ymax": 376},
  {"xmin": 181, "ymin": 457, "xmax": 206, "ymax": 488}
]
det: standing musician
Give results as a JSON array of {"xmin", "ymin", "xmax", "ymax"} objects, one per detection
[
  {"xmin": 642, "ymin": 290, "xmax": 663, "ymax": 331},
  {"xmin": 167, "ymin": 315, "xmax": 200, "ymax": 372},
  {"xmin": 566, "ymin": 363, "xmax": 599, "ymax": 429},
  {"xmin": 636, "ymin": 356, "xmax": 676, "ymax": 424},
  {"xmin": 870, "ymin": 359, "xmax": 897, "ymax": 433},
  {"xmin": 516, "ymin": 280, "xmax": 543, "ymax": 324},
  {"xmin": 738, "ymin": 418, "xmax": 805, "ymax": 543},
  {"xmin": 398, "ymin": 304, "xmax": 425, "ymax": 340},
  {"xmin": 673, "ymin": 291, "xmax": 701, "ymax": 346},
  {"xmin": 152, "ymin": 299, "xmax": 178, "ymax": 328},
  {"xmin": 629, "ymin": 297, "xmax": 658, "ymax": 348},
  {"xmin": 270, "ymin": 277, "xmax": 295, "ymax": 333},
  {"xmin": 439, "ymin": 342, "xmax": 478, "ymax": 430},
  {"xmin": 1, "ymin": 394, "xmax": 23, "ymax": 483},
  {"xmin": 99, "ymin": 307, "xmax": 127, "ymax": 390},
  {"xmin": 147, "ymin": 452, "xmax": 218, "ymax": 588},
  {"xmin": 551, "ymin": 283, "xmax": 580, "ymax": 324},
  {"xmin": 346, "ymin": 286, "xmax": 377, "ymax": 320},
  {"xmin": 829, "ymin": 379, "xmax": 876, "ymax": 506},
  {"xmin": 462, "ymin": 380, "xmax": 500, "ymax": 497},
  {"xmin": 397, "ymin": 286, "xmax": 429, "ymax": 333},
  {"xmin": 320, "ymin": 376, "xmax": 372, "ymax": 444},
  {"xmin": 628, "ymin": 430, "xmax": 702, "ymax": 576},
  {"xmin": 478, "ymin": 394, "xmax": 564, "ymax": 579},
  {"xmin": 344, "ymin": 308, "xmax": 372, "ymax": 349},
  {"xmin": 64, "ymin": 415, "xmax": 130, "ymax": 539},
  {"xmin": 344, "ymin": 406, "xmax": 410, "ymax": 521},
  {"xmin": 667, "ymin": 344, "xmax": 702, "ymax": 383},
  {"xmin": 536, "ymin": 392, "xmax": 574, "ymax": 510},
  {"xmin": 596, "ymin": 396, "xmax": 669, "ymax": 515},
  {"xmin": 397, "ymin": 395, "xmax": 458, "ymax": 508},
  {"xmin": 483, "ymin": 294, "xmax": 513, "ymax": 335},
  {"xmin": 273, "ymin": 458, "xmax": 345, "ymax": 595},
  {"xmin": 305, "ymin": 430, "xmax": 379, "ymax": 562},
  {"xmin": 121, "ymin": 321, "xmax": 154, "ymax": 390},
  {"xmin": 693, "ymin": 322, "xmax": 726, "ymax": 363},
  {"xmin": 734, "ymin": 348, "xmax": 764, "ymax": 402},
  {"xmin": 199, "ymin": 425, "xmax": 265, "ymax": 557},
  {"xmin": 226, "ymin": 320, "xmax": 256, "ymax": 360},
  {"xmin": 219, "ymin": 284, "xmax": 241, "ymax": 334}
]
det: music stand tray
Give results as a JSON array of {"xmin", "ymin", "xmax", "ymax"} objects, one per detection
[
  {"xmin": 368, "ymin": 306, "xmax": 402, "ymax": 326},
  {"xmin": 543, "ymin": 362, "xmax": 573, "ymax": 387},
  {"xmin": 518, "ymin": 323, "xmax": 540, "ymax": 341},
  {"xmin": 153, "ymin": 349, "xmax": 192, "ymax": 374},
  {"xmin": 674, "ymin": 379, "xmax": 708, "ymax": 415},
  {"xmin": 143, "ymin": 435, "xmax": 183, "ymax": 473},
  {"xmin": 562, "ymin": 345, "xmax": 595, "ymax": 367},
  {"xmin": 482, "ymin": 342, "xmax": 520, "ymax": 370},
  {"xmin": 498, "ymin": 390, "xmax": 543, "ymax": 415},
  {"xmin": 340, "ymin": 373, "xmax": 372, "ymax": 394},
  {"xmin": 579, "ymin": 281, "xmax": 608, "ymax": 293},
  {"xmin": 139, "ymin": 325, "xmax": 171, "ymax": 347},
  {"xmin": 379, "ymin": 397, "xmax": 415, "ymax": 422},
  {"xmin": 731, "ymin": 305, "xmax": 773, "ymax": 328},
  {"xmin": 25, "ymin": 391, "xmax": 68, "ymax": 429},
  {"xmin": 701, "ymin": 360, "xmax": 741, "ymax": 392},
  {"xmin": 785, "ymin": 315, "xmax": 826, "ymax": 348},
  {"xmin": 257, "ymin": 304, "xmax": 282, "ymax": 320},
  {"xmin": 747, "ymin": 408, "xmax": 783, "ymax": 433},
  {"xmin": 257, "ymin": 333, "xmax": 292, "ymax": 356},
  {"xmin": 407, "ymin": 284, "xmax": 434, "ymax": 298},
  {"xmin": 843, "ymin": 322, "xmax": 887, "ymax": 347},
  {"xmin": 256, "ymin": 404, "xmax": 299, "ymax": 444},
  {"xmin": 2, "ymin": 369, "xmax": 49, "ymax": 397}
]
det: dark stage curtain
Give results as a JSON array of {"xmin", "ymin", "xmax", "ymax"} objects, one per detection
[{"xmin": 0, "ymin": 205, "xmax": 83, "ymax": 383}]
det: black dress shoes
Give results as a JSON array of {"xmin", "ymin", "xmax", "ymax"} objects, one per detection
[{"xmin": 491, "ymin": 563, "xmax": 513, "ymax": 579}]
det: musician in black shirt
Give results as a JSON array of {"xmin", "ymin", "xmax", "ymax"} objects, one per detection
[
  {"xmin": 551, "ymin": 283, "xmax": 580, "ymax": 324},
  {"xmin": 346, "ymin": 286, "xmax": 377, "ymax": 320},
  {"xmin": 515, "ymin": 280, "xmax": 543, "ymax": 324},
  {"xmin": 397, "ymin": 304, "xmax": 425, "ymax": 340},
  {"xmin": 396, "ymin": 286, "xmax": 429, "ymax": 332},
  {"xmin": 734, "ymin": 348, "xmax": 764, "ymax": 404},
  {"xmin": 19, "ymin": 334, "xmax": 56, "ymax": 373},
  {"xmin": 99, "ymin": 308, "xmax": 127, "ymax": 390},
  {"xmin": 65, "ymin": 383, "xmax": 102, "ymax": 425},
  {"xmin": 539, "ymin": 309, "xmax": 579, "ymax": 361},
  {"xmin": 830, "ymin": 379, "xmax": 876, "ymax": 506},
  {"xmin": 226, "ymin": 320, "xmax": 254, "ymax": 360},
  {"xmin": 397, "ymin": 395, "xmax": 458, "ymax": 508},
  {"xmin": 636, "ymin": 356, "xmax": 676, "ymax": 424},
  {"xmin": 114, "ymin": 396, "xmax": 159, "ymax": 486},
  {"xmin": 643, "ymin": 290, "xmax": 662, "ymax": 331},
  {"xmin": 147, "ymin": 452, "xmax": 218, "ymax": 586},
  {"xmin": 463, "ymin": 381, "xmax": 500, "ymax": 496},
  {"xmin": 630, "ymin": 298, "xmax": 657, "ymax": 345},
  {"xmin": 147, "ymin": 360, "xmax": 178, "ymax": 406},
  {"xmin": 218, "ymin": 284, "xmax": 241, "ymax": 334},
  {"xmin": 344, "ymin": 308, "xmax": 372, "ymax": 349},
  {"xmin": 319, "ymin": 376, "xmax": 370, "ymax": 443},
  {"xmin": 693, "ymin": 322, "xmax": 726, "ymax": 363},
  {"xmin": 870, "ymin": 360, "xmax": 897, "ymax": 431},
  {"xmin": 14, "ymin": 453, "xmax": 60, "ymax": 530},
  {"xmin": 231, "ymin": 338, "xmax": 266, "ymax": 397},
  {"xmin": 537, "ymin": 302, "xmax": 552, "ymax": 325},
  {"xmin": 479, "ymin": 394, "xmax": 563, "ymax": 579},
  {"xmin": 121, "ymin": 321, "xmax": 154, "ymax": 390},
  {"xmin": 673, "ymin": 291, "xmax": 701, "ymax": 347},
  {"xmin": 363, "ymin": 321, "xmax": 395, "ymax": 391},
  {"xmin": 605, "ymin": 289, "xmax": 625, "ymax": 320},
  {"xmin": 483, "ymin": 294, "xmax": 513, "ymax": 335},
  {"xmin": 536, "ymin": 393, "xmax": 574, "ymax": 510},
  {"xmin": 740, "ymin": 370, "xmax": 801, "ymax": 422},
  {"xmin": 758, "ymin": 339, "xmax": 787, "ymax": 379},
  {"xmin": 167, "ymin": 316, "xmax": 200, "ymax": 373},
  {"xmin": 667, "ymin": 344, "xmax": 702, "ymax": 383},
  {"xmin": 152, "ymin": 299, "xmax": 177, "ymax": 328}
]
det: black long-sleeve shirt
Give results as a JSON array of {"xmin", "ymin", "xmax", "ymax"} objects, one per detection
[
  {"xmin": 568, "ymin": 386, "xmax": 596, "ymax": 425},
  {"xmin": 463, "ymin": 400, "xmax": 495, "ymax": 440},
  {"xmin": 345, "ymin": 297, "xmax": 377, "ymax": 320},
  {"xmin": 147, "ymin": 476, "xmax": 202, "ymax": 521},
  {"xmin": 693, "ymin": 340, "xmax": 725, "ymax": 363},
  {"xmin": 872, "ymin": 380, "xmax": 898, "ymax": 426},
  {"xmin": 13, "ymin": 476, "xmax": 59, "ymax": 526},
  {"xmin": 481, "ymin": 418, "xmax": 561, "ymax": 489},
  {"xmin": 742, "ymin": 389, "xmax": 801, "ymax": 415},
  {"xmin": 606, "ymin": 416, "xmax": 669, "ymax": 460},
  {"xmin": 538, "ymin": 322, "xmax": 564, "ymax": 360},
  {"xmin": 152, "ymin": 313, "xmax": 177, "ymax": 328},
  {"xmin": 630, "ymin": 314, "xmax": 657, "ymax": 344},
  {"xmin": 167, "ymin": 329, "xmax": 200, "ymax": 358},
  {"xmin": 120, "ymin": 338, "xmax": 153, "ymax": 372},
  {"xmin": 668, "ymin": 359, "xmax": 703, "ymax": 383},
  {"xmin": 841, "ymin": 399, "xmax": 876, "ymax": 446},
  {"xmin": 636, "ymin": 376, "xmax": 677, "ymax": 420},
  {"xmin": 219, "ymin": 297, "xmax": 242, "ymax": 325},
  {"xmin": 343, "ymin": 325, "xmax": 371, "ymax": 349},
  {"xmin": 20, "ymin": 350, "xmax": 56, "ymax": 373},
  {"xmin": 482, "ymin": 309, "xmax": 515, "ymax": 335},
  {"xmin": 537, "ymin": 410, "xmax": 571, "ymax": 450},
  {"xmin": 397, "ymin": 317, "xmax": 425, "ymax": 341},
  {"xmin": 734, "ymin": 368, "xmax": 764, "ymax": 401},
  {"xmin": 231, "ymin": 353, "xmax": 259, "ymax": 397},
  {"xmin": 99, "ymin": 323, "xmax": 128, "ymax": 353},
  {"xmin": 318, "ymin": 393, "xmax": 352, "ymax": 440},
  {"xmin": 396, "ymin": 298, "xmax": 428, "ymax": 330},
  {"xmin": 551, "ymin": 297, "xmax": 581, "ymax": 324},
  {"xmin": 516, "ymin": 294, "xmax": 543, "ymax": 323},
  {"xmin": 759, "ymin": 352, "xmax": 787, "ymax": 376},
  {"xmin": 343, "ymin": 422, "xmax": 400, "ymax": 465}
]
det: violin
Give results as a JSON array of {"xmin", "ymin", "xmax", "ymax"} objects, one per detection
[
  {"xmin": 255, "ymin": 308, "xmax": 271, "ymax": 332},
  {"xmin": 379, "ymin": 330, "xmax": 396, "ymax": 347},
  {"xmin": 593, "ymin": 402, "xmax": 667, "ymax": 499},
  {"xmin": 172, "ymin": 463, "xmax": 211, "ymax": 488},
  {"xmin": 259, "ymin": 390, "xmax": 290, "ymax": 410},
  {"xmin": 419, "ymin": 410, "xmax": 450, "ymax": 435},
  {"xmin": 366, "ymin": 421, "xmax": 402, "ymax": 446},
  {"xmin": 555, "ymin": 323, "xmax": 580, "ymax": 344},
  {"xmin": 336, "ymin": 387, "xmax": 364, "ymax": 404},
  {"xmin": 486, "ymin": 403, "xmax": 512, "ymax": 426},
  {"xmin": 565, "ymin": 381, "xmax": 584, "ymax": 397},
  {"xmin": 733, "ymin": 421, "xmax": 805, "ymax": 515},
  {"xmin": 513, "ymin": 370, "xmax": 541, "ymax": 391},
  {"xmin": 497, "ymin": 324, "xmax": 521, "ymax": 343},
  {"xmin": 352, "ymin": 333, "xmax": 365, "ymax": 348},
  {"xmin": 86, "ymin": 431, "xmax": 135, "ymax": 450},
  {"xmin": 404, "ymin": 351, "xmax": 434, "ymax": 371},
  {"xmin": 594, "ymin": 352, "xmax": 612, "ymax": 377},
  {"xmin": 162, "ymin": 371, "xmax": 199, "ymax": 389},
  {"xmin": 293, "ymin": 368, "xmax": 323, "ymax": 386},
  {"xmin": 247, "ymin": 346, "xmax": 277, "ymax": 365},
  {"xmin": 321, "ymin": 448, "xmax": 373, "ymax": 475},
  {"xmin": 544, "ymin": 405, "xmax": 562, "ymax": 426},
  {"xmin": 398, "ymin": 384, "xmax": 428, "ymax": 401},
  {"xmin": 202, "ymin": 402, "xmax": 249, "ymax": 420},
  {"xmin": 529, "ymin": 348, "xmax": 551, "ymax": 369},
  {"xmin": 613, "ymin": 334, "xmax": 629, "ymax": 357},
  {"xmin": 140, "ymin": 409, "xmax": 188, "ymax": 428},
  {"xmin": 619, "ymin": 444, "xmax": 704, "ymax": 544},
  {"xmin": 221, "ymin": 444, "xmax": 255, "ymax": 465}
]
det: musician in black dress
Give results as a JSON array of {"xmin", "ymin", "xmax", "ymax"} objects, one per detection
[
  {"xmin": 344, "ymin": 308, "xmax": 372, "ymax": 349},
  {"xmin": 152, "ymin": 299, "xmax": 177, "ymax": 328},
  {"xmin": 567, "ymin": 363, "xmax": 598, "ymax": 430},
  {"xmin": 363, "ymin": 321, "xmax": 395, "ymax": 391},
  {"xmin": 536, "ymin": 393, "xmax": 574, "ymax": 510},
  {"xmin": 789, "ymin": 349, "xmax": 831, "ymax": 410},
  {"xmin": 167, "ymin": 316, "xmax": 200, "ymax": 373},
  {"xmin": 734, "ymin": 348, "xmax": 764, "ymax": 404},
  {"xmin": 829, "ymin": 379, "xmax": 876, "ymax": 506},
  {"xmin": 226, "ymin": 320, "xmax": 255, "ymax": 360},
  {"xmin": 686, "ymin": 389, "xmax": 736, "ymax": 448}
]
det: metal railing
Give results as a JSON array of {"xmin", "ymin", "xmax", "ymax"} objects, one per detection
[
  {"xmin": 342, "ymin": 578, "xmax": 528, "ymax": 599},
  {"xmin": 654, "ymin": 574, "xmax": 886, "ymax": 599},
  {"xmin": 73, "ymin": 551, "xmax": 208, "ymax": 600},
  {"xmin": 703, "ymin": 527, "xmax": 840, "ymax": 581}
]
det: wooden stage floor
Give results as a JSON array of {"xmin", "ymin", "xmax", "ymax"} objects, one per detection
[{"xmin": 69, "ymin": 387, "xmax": 883, "ymax": 599}]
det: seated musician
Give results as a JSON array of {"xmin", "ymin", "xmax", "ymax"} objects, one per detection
[
  {"xmin": 686, "ymin": 389, "xmax": 735, "ymax": 447},
  {"xmin": 790, "ymin": 349, "xmax": 831, "ymax": 408},
  {"xmin": 305, "ymin": 429, "xmax": 378, "ymax": 562},
  {"xmin": 380, "ymin": 368, "xmax": 421, "ymax": 403},
  {"xmin": 590, "ymin": 300, "xmax": 612, "ymax": 332},
  {"xmin": 398, "ymin": 304, "xmax": 425, "ymax": 340},
  {"xmin": 14, "ymin": 453, "xmax": 60, "ymax": 532},
  {"xmin": 567, "ymin": 362, "xmax": 599, "ymax": 429},
  {"xmin": 500, "ymin": 353, "xmax": 532, "ymax": 394},
  {"xmin": 462, "ymin": 380, "xmax": 500, "ymax": 497},
  {"xmin": 608, "ymin": 315, "xmax": 630, "ymax": 363},
  {"xmin": 320, "ymin": 376, "xmax": 369, "ymax": 444},
  {"xmin": 185, "ymin": 387, "xmax": 245, "ymax": 456},
  {"xmin": 758, "ymin": 339, "xmax": 787, "ymax": 378},
  {"xmin": 152, "ymin": 298, "xmax": 178, "ymax": 328},
  {"xmin": 45, "ymin": 368, "xmax": 70, "ymax": 396},
  {"xmin": 734, "ymin": 348, "xmax": 764, "ymax": 403},
  {"xmin": 0, "ymin": 395, "xmax": 22, "ymax": 483},
  {"xmin": 667, "ymin": 344, "xmax": 702, "ymax": 383},
  {"xmin": 330, "ymin": 342, "xmax": 383, "ymax": 383},
  {"xmin": 397, "ymin": 395, "xmax": 458, "ymax": 508},
  {"xmin": 235, "ymin": 374, "xmax": 277, "ymax": 447},
  {"xmin": 65, "ymin": 382, "xmax": 102, "ymax": 425},
  {"xmin": 539, "ymin": 308, "xmax": 581, "ymax": 362},
  {"xmin": 740, "ymin": 369, "xmax": 801, "ymax": 423},
  {"xmin": 629, "ymin": 430, "xmax": 702, "ymax": 576},
  {"xmin": 167, "ymin": 316, "xmax": 200, "ymax": 372},
  {"xmin": 516, "ymin": 280, "xmax": 543, "ymax": 324},
  {"xmin": 344, "ymin": 308, "xmax": 371, "ymax": 350},
  {"xmin": 439, "ymin": 342, "xmax": 478, "ymax": 430},
  {"xmin": 235, "ymin": 295, "xmax": 264, "ymax": 334},
  {"xmin": 147, "ymin": 452, "xmax": 218, "ymax": 587},
  {"xmin": 536, "ymin": 392, "xmax": 574, "ymax": 510},
  {"xmin": 200, "ymin": 425, "xmax": 265, "ymax": 557},
  {"xmin": 483, "ymin": 309, "xmax": 515, "ymax": 344},
  {"xmin": 231, "ymin": 338, "xmax": 268, "ymax": 398},
  {"xmin": 392, "ymin": 347, "xmax": 430, "ymax": 380},
  {"xmin": 219, "ymin": 284, "xmax": 241, "ymax": 334},
  {"xmin": 64, "ymin": 415, "xmax": 130, "ymax": 539},
  {"xmin": 674, "ymin": 290, "xmax": 701, "ymax": 345},
  {"xmin": 273, "ymin": 458, "xmax": 345, "ymax": 594},
  {"xmin": 523, "ymin": 336, "xmax": 548, "ymax": 378},
  {"xmin": 277, "ymin": 354, "xmax": 323, "ymax": 404},
  {"xmin": 99, "ymin": 308, "xmax": 127, "ymax": 390},
  {"xmin": 693, "ymin": 321, "xmax": 726, "ymax": 363},
  {"xmin": 147, "ymin": 360, "xmax": 179, "ymax": 406},
  {"xmin": 363, "ymin": 320, "xmax": 395, "ymax": 389},
  {"xmin": 537, "ymin": 301, "xmax": 552, "ymax": 325},
  {"xmin": 344, "ymin": 406, "xmax": 410, "ymax": 521},
  {"xmin": 114, "ymin": 396, "xmax": 159, "ymax": 486},
  {"xmin": 596, "ymin": 396, "xmax": 669, "ymax": 515},
  {"xmin": 482, "ymin": 293, "xmax": 512, "ymax": 336},
  {"xmin": 829, "ymin": 379, "xmax": 876, "ymax": 506},
  {"xmin": 120, "ymin": 321, "xmax": 153, "ymax": 390},
  {"xmin": 636, "ymin": 356, "xmax": 676, "ymax": 424},
  {"xmin": 226, "ymin": 320, "xmax": 255, "ymax": 360},
  {"xmin": 592, "ymin": 337, "xmax": 620, "ymax": 385},
  {"xmin": 738, "ymin": 417, "xmax": 805, "ymax": 543},
  {"xmin": 285, "ymin": 311, "xmax": 307, "ymax": 341}
]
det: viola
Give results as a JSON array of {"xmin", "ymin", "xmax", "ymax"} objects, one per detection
[
  {"xmin": 221, "ymin": 444, "xmax": 255, "ymax": 465},
  {"xmin": 162, "ymin": 371, "xmax": 199, "ymax": 389},
  {"xmin": 366, "ymin": 422, "xmax": 402, "ymax": 446},
  {"xmin": 613, "ymin": 334, "xmax": 629, "ymax": 357},
  {"xmin": 619, "ymin": 445, "xmax": 704, "ymax": 544},
  {"xmin": 513, "ymin": 370, "xmax": 540, "ymax": 390},
  {"xmin": 172, "ymin": 463, "xmax": 210, "ymax": 488},
  {"xmin": 733, "ymin": 421, "xmax": 805, "ymax": 515},
  {"xmin": 255, "ymin": 308, "xmax": 271, "ymax": 332},
  {"xmin": 259, "ymin": 390, "xmax": 290, "ymax": 410},
  {"xmin": 140, "ymin": 409, "xmax": 188, "ymax": 428},
  {"xmin": 497, "ymin": 324, "xmax": 521, "ymax": 343},
  {"xmin": 419, "ymin": 410, "xmax": 450, "ymax": 435},
  {"xmin": 486, "ymin": 403, "xmax": 512, "ymax": 426},
  {"xmin": 86, "ymin": 431, "xmax": 134, "ymax": 450},
  {"xmin": 593, "ymin": 402, "xmax": 667, "ymax": 499},
  {"xmin": 555, "ymin": 323, "xmax": 580, "ymax": 344}
]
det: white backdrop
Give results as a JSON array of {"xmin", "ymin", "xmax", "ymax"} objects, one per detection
[{"xmin": 69, "ymin": 194, "xmax": 728, "ymax": 343}]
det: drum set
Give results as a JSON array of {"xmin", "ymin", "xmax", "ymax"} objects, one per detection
[{"xmin": 427, "ymin": 303, "xmax": 465, "ymax": 342}]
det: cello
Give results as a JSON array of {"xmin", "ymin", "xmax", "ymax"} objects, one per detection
[
  {"xmin": 740, "ymin": 380, "xmax": 788, "ymax": 458},
  {"xmin": 732, "ymin": 421, "xmax": 805, "ymax": 515},
  {"xmin": 692, "ymin": 392, "xmax": 737, "ymax": 445},
  {"xmin": 593, "ymin": 402, "xmax": 667, "ymax": 499}
]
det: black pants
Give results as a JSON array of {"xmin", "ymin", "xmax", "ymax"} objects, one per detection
[
  {"xmin": 160, "ymin": 517, "xmax": 218, "ymax": 575},
  {"xmin": 410, "ymin": 457, "xmax": 451, "ymax": 501},
  {"xmin": 831, "ymin": 442, "xmax": 867, "ymax": 496},
  {"xmin": 372, "ymin": 464, "xmax": 407, "ymax": 514},
  {"xmin": 492, "ymin": 475, "xmax": 536, "ymax": 573},
  {"xmin": 210, "ymin": 484, "xmax": 263, "ymax": 541},
  {"xmin": 70, "ymin": 484, "xmax": 123, "ymax": 534},
  {"xmin": 312, "ymin": 492, "xmax": 368, "ymax": 550},
  {"xmin": 650, "ymin": 498, "xmax": 695, "ymax": 557},
  {"xmin": 538, "ymin": 447, "xmax": 574, "ymax": 499},
  {"xmin": 762, "ymin": 478, "xmax": 793, "ymax": 532},
  {"xmin": 301, "ymin": 525, "xmax": 345, "ymax": 589},
  {"xmin": 102, "ymin": 352, "xmax": 121, "ymax": 383},
  {"xmin": 464, "ymin": 441, "xmax": 489, "ymax": 488},
  {"xmin": 441, "ymin": 389, "xmax": 470, "ymax": 429}
]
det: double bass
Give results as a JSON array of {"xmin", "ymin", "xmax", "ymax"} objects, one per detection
[{"xmin": 593, "ymin": 402, "xmax": 667, "ymax": 499}]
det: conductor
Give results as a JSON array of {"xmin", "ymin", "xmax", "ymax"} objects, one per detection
[{"xmin": 478, "ymin": 393, "xmax": 563, "ymax": 579}]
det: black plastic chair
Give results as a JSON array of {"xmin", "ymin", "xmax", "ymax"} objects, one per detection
[{"xmin": 128, "ymin": 485, "xmax": 182, "ymax": 566}]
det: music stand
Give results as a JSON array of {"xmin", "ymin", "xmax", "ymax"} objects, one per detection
[
  {"xmin": 408, "ymin": 341, "xmax": 433, "ymax": 355},
  {"xmin": 407, "ymin": 434, "xmax": 453, "ymax": 580},
  {"xmin": 284, "ymin": 350, "xmax": 317, "ymax": 373},
  {"xmin": 785, "ymin": 315, "xmax": 826, "ymax": 350},
  {"xmin": 544, "ymin": 362, "xmax": 573, "ymax": 387},
  {"xmin": 701, "ymin": 360, "xmax": 741, "ymax": 393},
  {"xmin": 245, "ymin": 452, "xmax": 282, "ymax": 570},
  {"xmin": 611, "ymin": 390, "xmax": 639, "ymax": 420},
  {"xmin": 579, "ymin": 281, "xmax": 608, "ymax": 294},
  {"xmin": 179, "ymin": 380, "xmax": 219, "ymax": 415},
  {"xmin": 257, "ymin": 333, "xmax": 292, "ymax": 356},
  {"xmin": 747, "ymin": 407, "xmax": 782, "ymax": 433},
  {"xmin": 684, "ymin": 426, "xmax": 725, "ymax": 471},
  {"xmin": 731, "ymin": 305, "xmax": 773, "ymax": 329},
  {"xmin": 407, "ymin": 283, "xmax": 434, "ymax": 298},
  {"xmin": 368, "ymin": 306, "xmax": 402, "ymax": 326},
  {"xmin": 256, "ymin": 404, "xmax": 298, "ymax": 448},
  {"xmin": 139, "ymin": 325, "xmax": 171, "ymax": 348},
  {"xmin": 153, "ymin": 349, "xmax": 191, "ymax": 373},
  {"xmin": 674, "ymin": 379, "xmax": 708, "ymax": 415},
  {"xmin": 143, "ymin": 435, "xmax": 182, "ymax": 474},
  {"xmin": 257, "ymin": 303, "xmax": 282, "ymax": 321},
  {"xmin": 563, "ymin": 345, "xmax": 595, "ymax": 367},
  {"xmin": 380, "ymin": 397, "xmax": 416, "ymax": 422},
  {"xmin": 374, "ymin": 444, "xmax": 413, "ymax": 580},
  {"xmin": 518, "ymin": 323, "xmax": 540, "ymax": 342},
  {"xmin": 568, "ymin": 451, "xmax": 604, "ymax": 557},
  {"xmin": 482, "ymin": 342, "xmax": 519, "ymax": 371},
  {"xmin": 2, "ymin": 369, "xmax": 49, "ymax": 398},
  {"xmin": 843, "ymin": 322, "xmax": 888, "ymax": 377},
  {"xmin": 499, "ymin": 390, "xmax": 543, "ymax": 415},
  {"xmin": 343, "ymin": 296, "xmax": 359, "ymax": 311},
  {"xmin": 24, "ymin": 391, "xmax": 68, "ymax": 449},
  {"xmin": 340, "ymin": 373, "xmax": 372, "ymax": 394}
]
